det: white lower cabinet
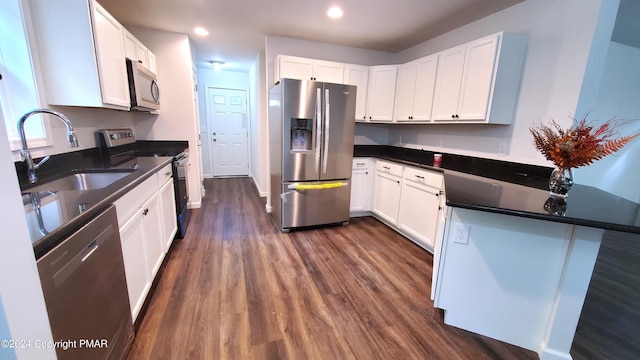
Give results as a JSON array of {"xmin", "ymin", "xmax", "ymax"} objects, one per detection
[
  {"xmin": 372, "ymin": 160, "xmax": 403, "ymax": 225},
  {"xmin": 367, "ymin": 159, "xmax": 444, "ymax": 252},
  {"xmin": 114, "ymin": 163, "xmax": 177, "ymax": 321},
  {"xmin": 118, "ymin": 207, "xmax": 148, "ymax": 321},
  {"xmin": 397, "ymin": 167, "xmax": 443, "ymax": 248},
  {"xmin": 160, "ymin": 180, "xmax": 178, "ymax": 251},
  {"xmin": 350, "ymin": 158, "xmax": 373, "ymax": 213},
  {"xmin": 142, "ymin": 193, "xmax": 164, "ymax": 279}
]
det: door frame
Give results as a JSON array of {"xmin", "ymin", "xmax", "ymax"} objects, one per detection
[{"xmin": 203, "ymin": 86, "xmax": 253, "ymax": 178}]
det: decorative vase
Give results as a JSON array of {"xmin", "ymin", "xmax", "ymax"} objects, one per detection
[
  {"xmin": 549, "ymin": 168, "xmax": 574, "ymax": 198},
  {"xmin": 544, "ymin": 196, "xmax": 567, "ymax": 216}
]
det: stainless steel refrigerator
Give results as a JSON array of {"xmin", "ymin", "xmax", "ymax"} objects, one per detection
[{"xmin": 269, "ymin": 78, "xmax": 356, "ymax": 231}]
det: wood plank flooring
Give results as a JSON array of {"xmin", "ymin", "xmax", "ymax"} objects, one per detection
[
  {"xmin": 126, "ymin": 177, "xmax": 539, "ymax": 359},
  {"xmin": 571, "ymin": 230, "xmax": 640, "ymax": 360}
]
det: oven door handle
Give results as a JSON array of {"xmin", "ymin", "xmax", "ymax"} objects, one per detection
[{"xmin": 175, "ymin": 156, "xmax": 189, "ymax": 167}]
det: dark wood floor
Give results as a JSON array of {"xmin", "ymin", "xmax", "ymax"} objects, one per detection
[
  {"xmin": 126, "ymin": 177, "xmax": 635, "ymax": 360},
  {"xmin": 572, "ymin": 230, "xmax": 640, "ymax": 360}
]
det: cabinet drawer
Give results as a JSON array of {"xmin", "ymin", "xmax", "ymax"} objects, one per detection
[
  {"xmin": 114, "ymin": 175, "xmax": 157, "ymax": 225},
  {"xmin": 352, "ymin": 158, "xmax": 370, "ymax": 169},
  {"xmin": 403, "ymin": 166, "xmax": 443, "ymax": 189},
  {"xmin": 157, "ymin": 164, "xmax": 173, "ymax": 187},
  {"xmin": 375, "ymin": 160, "xmax": 403, "ymax": 177}
]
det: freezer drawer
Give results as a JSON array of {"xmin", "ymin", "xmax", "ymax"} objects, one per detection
[{"xmin": 281, "ymin": 181, "xmax": 351, "ymax": 230}]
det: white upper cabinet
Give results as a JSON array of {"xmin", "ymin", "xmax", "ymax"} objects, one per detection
[
  {"xmin": 344, "ymin": 64, "xmax": 369, "ymax": 121},
  {"xmin": 275, "ymin": 55, "xmax": 344, "ymax": 83},
  {"xmin": 93, "ymin": 4, "xmax": 130, "ymax": 108},
  {"xmin": 394, "ymin": 54, "xmax": 438, "ymax": 122},
  {"xmin": 124, "ymin": 29, "xmax": 157, "ymax": 74},
  {"xmin": 312, "ymin": 60, "xmax": 345, "ymax": 83},
  {"xmin": 432, "ymin": 32, "xmax": 526, "ymax": 124},
  {"xmin": 431, "ymin": 45, "xmax": 467, "ymax": 122},
  {"xmin": 365, "ymin": 65, "xmax": 398, "ymax": 122},
  {"xmin": 30, "ymin": 0, "xmax": 130, "ymax": 110},
  {"xmin": 147, "ymin": 52, "xmax": 157, "ymax": 74}
]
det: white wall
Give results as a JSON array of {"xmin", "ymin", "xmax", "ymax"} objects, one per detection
[
  {"xmin": 23, "ymin": 106, "xmax": 138, "ymax": 160},
  {"xmin": 387, "ymin": 0, "xmax": 611, "ymax": 166},
  {"xmin": 196, "ymin": 67, "xmax": 250, "ymax": 178},
  {"xmin": 574, "ymin": 42, "xmax": 640, "ymax": 202},
  {"xmin": 0, "ymin": 109, "xmax": 55, "ymax": 360},
  {"xmin": 128, "ymin": 27, "xmax": 203, "ymax": 207},
  {"xmin": 249, "ymin": 52, "xmax": 268, "ymax": 195}
]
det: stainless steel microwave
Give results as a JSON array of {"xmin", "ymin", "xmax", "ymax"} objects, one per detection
[{"xmin": 126, "ymin": 59, "xmax": 160, "ymax": 112}]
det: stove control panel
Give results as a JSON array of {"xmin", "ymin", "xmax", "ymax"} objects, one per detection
[{"xmin": 98, "ymin": 128, "xmax": 136, "ymax": 148}]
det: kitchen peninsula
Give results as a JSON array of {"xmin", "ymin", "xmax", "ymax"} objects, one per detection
[{"xmin": 354, "ymin": 145, "xmax": 640, "ymax": 360}]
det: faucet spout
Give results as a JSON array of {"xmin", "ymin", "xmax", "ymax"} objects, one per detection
[{"xmin": 18, "ymin": 108, "xmax": 79, "ymax": 184}]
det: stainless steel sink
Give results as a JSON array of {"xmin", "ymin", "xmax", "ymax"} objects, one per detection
[{"xmin": 25, "ymin": 171, "xmax": 132, "ymax": 193}]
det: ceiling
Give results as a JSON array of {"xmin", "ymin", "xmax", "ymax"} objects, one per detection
[{"xmin": 98, "ymin": 0, "xmax": 525, "ymax": 72}]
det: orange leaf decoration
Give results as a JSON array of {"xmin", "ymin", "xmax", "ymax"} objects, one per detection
[{"xmin": 530, "ymin": 115, "xmax": 638, "ymax": 170}]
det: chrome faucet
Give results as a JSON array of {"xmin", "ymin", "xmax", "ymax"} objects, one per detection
[{"xmin": 18, "ymin": 109, "xmax": 79, "ymax": 183}]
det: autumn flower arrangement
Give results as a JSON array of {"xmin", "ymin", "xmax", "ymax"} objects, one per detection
[
  {"xmin": 530, "ymin": 115, "xmax": 638, "ymax": 170},
  {"xmin": 530, "ymin": 114, "xmax": 638, "ymax": 197}
]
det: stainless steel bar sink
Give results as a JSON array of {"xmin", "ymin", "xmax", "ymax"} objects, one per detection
[{"xmin": 24, "ymin": 170, "xmax": 135, "ymax": 193}]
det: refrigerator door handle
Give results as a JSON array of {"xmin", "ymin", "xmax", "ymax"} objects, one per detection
[
  {"xmin": 323, "ymin": 88, "xmax": 330, "ymax": 173},
  {"xmin": 315, "ymin": 87, "xmax": 322, "ymax": 172}
]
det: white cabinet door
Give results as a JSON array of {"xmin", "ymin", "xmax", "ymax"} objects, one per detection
[
  {"xmin": 119, "ymin": 211, "xmax": 150, "ymax": 321},
  {"xmin": 313, "ymin": 60, "xmax": 344, "ymax": 83},
  {"xmin": 372, "ymin": 162, "xmax": 402, "ymax": 225},
  {"xmin": 93, "ymin": 4, "xmax": 130, "ymax": 108},
  {"xmin": 431, "ymin": 45, "xmax": 466, "ymax": 121},
  {"xmin": 350, "ymin": 159, "xmax": 372, "ymax": 212},
  {"xmin": 412, "ymin": 54, "xmax": 439, "ymax": 121},
  {"xmin": 147, "ymin": 51, "xmax": 157, "ymax": 74},
  {"xmin": 160, "ymin": 179, "xmax": 178, "ymax": 251},
  {"xmin": 135, "ymin": 42, "xmax": 149, "ymax": 68},
  {"xmin": 344, "ymin": 64, "xmax": 369, "ymax": 121},
  {"xmin": 394, "ymin": 60, "xmax": 418, "ymax": 122},
  {"xmin": 457, "ymin": 35, "xmax": 499, "ymax": 121},
  {"xmin": 276, "ymin": 55, "xmax": 314, "ymax": 81},
  {"xmin": 398, "ymin": 180, "xmax": 441, "ymax": 248},
  {"xmin": 431, "ymin": 33, "xmax": 517, "ymax": 124},
  {"xmin": 366, "ymin": 65, "xmax": 398, "ymax": 122},
  {"xmin": 372, "ymin": 172, "xmax": 402, "ymax": 224},
  {"xmin": 123, "ymin": 30, "xmax": 137, "ymax": 61},
  {"xmin": 142, "ymin": 193, "xmax": 164, "ymax": 279}
]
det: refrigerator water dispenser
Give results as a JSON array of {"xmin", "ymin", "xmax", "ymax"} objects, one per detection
[{"xmin": 290, "ymin": 118, "xmax": 313, "ymax": 152}]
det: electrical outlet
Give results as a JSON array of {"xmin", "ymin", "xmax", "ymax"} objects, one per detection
[
  {"xmin": 453, "ymin": 224, "xmax": 469, "ymax": 244},
  {"xmin": 498, "ymin": 142, "xmax": 507, "ymax": 156}
]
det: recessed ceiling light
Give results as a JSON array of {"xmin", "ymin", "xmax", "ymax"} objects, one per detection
[
  {"xmin": 327, "ymin": 6, "xmax": 343, "ymax": 19},
  {"xmin": 210, "ymin": 60, "xmax": 225, "ymax": 70},
  {"xmin": 194, "ymin": 27, "xmax": 209, "ymax": 36}
]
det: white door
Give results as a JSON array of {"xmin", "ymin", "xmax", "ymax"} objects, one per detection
[{"xmin": 207, "ymin": 88, "xmax": 249, "ymax": 177}]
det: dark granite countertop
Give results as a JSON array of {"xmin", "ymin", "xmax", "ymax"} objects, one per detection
[
  {"xmin": 355, "ymin": 145, "xmax": 640, "ymax": 234},
  {"xmin": 23, "ymin": 156, "xmax": 172, "ymax": 259},
  {"xmin": 18, "ymin": 140, "xmax": 188, "ymax": 259}
]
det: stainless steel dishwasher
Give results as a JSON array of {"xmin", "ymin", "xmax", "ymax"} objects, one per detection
[{"xmin": 37, "ymin": 205, "xmax": 134, "ymax": 360}]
